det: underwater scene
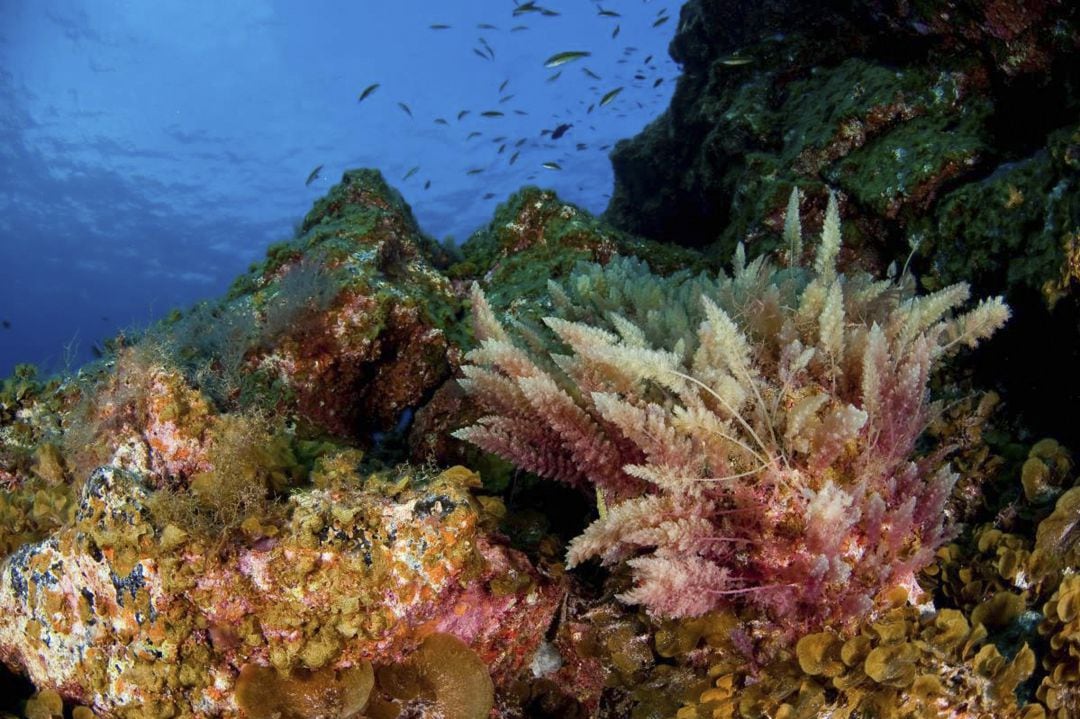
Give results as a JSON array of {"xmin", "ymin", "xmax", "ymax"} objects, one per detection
[{"xmin": 0, "ymin": 0, "xmax": 1078, "ymax": 717}]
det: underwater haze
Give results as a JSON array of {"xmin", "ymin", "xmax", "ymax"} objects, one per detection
[{"xmin": 0, "ymin": 0, "xmax": 678, "ymax": 378}]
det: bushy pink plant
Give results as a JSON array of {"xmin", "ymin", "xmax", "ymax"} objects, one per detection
[{"xmin": 455, "ymin": 191, "xmax": 1009, "ymax": 629}]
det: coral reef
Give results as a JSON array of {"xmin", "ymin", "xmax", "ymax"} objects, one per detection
[{"xmin": 1, "ymin": 88, "xmax": 1078, "ymax": 715}]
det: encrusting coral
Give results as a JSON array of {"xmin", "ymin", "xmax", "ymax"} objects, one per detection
[{"xmin": 455, "ymin": 189, "xmax": 1010, "ymax": 630}]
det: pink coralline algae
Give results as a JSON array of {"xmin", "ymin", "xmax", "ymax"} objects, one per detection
[{"xmin": 455, "ymin": 191, "xmax": 1010, "ymax": 631}]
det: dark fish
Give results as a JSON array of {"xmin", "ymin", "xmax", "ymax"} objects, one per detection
[
  {"xmin": 587, "ymin": 103, "xmax": 595, "ymax": 113},
  {"xmin": 397, "ymin": 102, "xmax": 413, "ymax": 117},
  {"xmin": 429, "ymin": 23, "xmax": 451, "ymax": 30},
  {"xmin": 402, "ymin": 166, "xmax": 420, "ymax": 180},
  {"xmin": 515, "ymin": 138, "xmax": 527, "ymax": 147},
  {"xmin": 513, "ymin": 1, "xmax": 539, "ymax": 14},
  {"xmin": 479, "ymin": 37, "xmax": 495, "ymax": 59},
  {"xmin": 467, "ymin": 131, "xmax": 482, "ymax": 139},
  {"xmin": 509, "ymin": 151, "xmax": 520, "ymax": 164},
  {"xmin": 540, "ymin": 8, "xmax": 559, "ymax": 16},
  {"xmin": 597, "ymin": 8, "xmax": 620, "ymax": 17},
  {"xmin": 583, "ymin": 67, "xmax": 601, "ymax": 80},
  {"xmin": 544, "ymin": 51, "xmax": 590, "ymax": 68},
  {"xmin": 305, "ymin": 164, "xmax": 324, "ymax": 186},
  {"xmin": 473, "ymin": 48, "xmax": 489, "ymax": 60},
  {"xmin": 547, "ymin": 70, "xmax": 562, "ymax": 82},
  {"xmin": 551, "ymin": 123, "xmax": 572, "ymax": 139},
  {"xmin": 644, "ymin": 55, "xmax": 653, "ymax": 64},
  {"xmin": 493, "ymin": 136, "xmax": 507, "ymax": 142},
  {"xmin": 576, "ymin": 143, "xmax": 587, "ymax": 150},
  {"xmin": 513, "ymin": 109, "xmax": 528, "ymax": 115},
  {"xmin": 357, "ymin": 83, "xmax": 380, "ymax": 102},
  {"xmin": 483, "ymin": 192, "xmax": 496, "ymax": 199},
  {"xmin": 466, "ymin": 168, "xmax": 484, "ymax": 175},
  {"xmin": 481, "ymin": 110, "xmax": 504, "ymax": 117},
  {"xmin": 424, "ymin": 180, "xmax": 431, "ymax": 189},
  {"xmin": 653, "ymin": 78, "xmax": 663, "ymax": 87},
  {"xmin": 653, "ymin": 16, "xmax": 669, "ymax": 27},
  {"xmin": 634, "ymin": 73, "xmax": 647, "ymax": 80},
  {"xmin": 1, "ymin": 320, "xmax": 10, "ymax": 329},
  {"xmin": 498, "ymin": 144, "xmax": 507, "ymax": 153},
  {"xmin": 499, "ymin": 94, "xmax": 515, "ymax": 103},
  {"xmin": 435, "ymin": 117, "xmax": 449, "ymax": 125},
  {"xmin": 611, "ymin": 24, "xmax": 620, "ymax": 38},
  {"xmin": 511, "ymin": 25, "xmax": 528, "ymax": 32},
  {"xmin": 478, "ymin": 23, "xmax": 498, "ymax": 29},
  {"xmin": 540, "ymin": 129, "xmax": 550, "ymax": 136},
  {"xmin": 499, "ymin": 79, "xmax": 509, "ymax": 93},
  {"xmin": 458, "ymin": 110, "xmax": 470, "ymax": 120}
]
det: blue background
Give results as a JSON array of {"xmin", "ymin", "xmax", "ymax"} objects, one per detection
[{"xmin": 0, "ymin": 0, "xmax": 678, "ymax": 376}]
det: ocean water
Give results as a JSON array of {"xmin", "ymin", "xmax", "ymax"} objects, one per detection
[{"xmin": 0, "ymin": 0, "xmax": 678, "ymax": 379}]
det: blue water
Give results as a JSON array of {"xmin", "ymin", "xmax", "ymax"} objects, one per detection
[{"xmin": 0, "ymin": 0, "xmax": 678, "ymax": 377}]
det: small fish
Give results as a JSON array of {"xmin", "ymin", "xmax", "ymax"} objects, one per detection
[
  {"xmin": 653, "ymin": 77, "xmax": 663, "ymax": 87},
  {"xmin": 551, "ymin": 123, "xmax": 572, "ymax": 139},
  {"xmin": 466, "ymin": 168, "xmax": 484, "ymax": 175},
  {"xmin": 540, "ymin": 8, "xmax": 559, "ymax": 16},
  {"xmin": 597, "ymin": 8, "xmax": 620, "ymax": 17},
  {"xmin": 305, "ymin": 164, "xmax": 323, "ymax": 186},
  {"xmin": 542, "ymin": 161, "xmax": 562, "ymax": 170},
  {"xmin": 429, "ymin": 23, "xmax": 451, "ymax": 30},
  {"xmin": 435, "ymin": 117, "xmax": 449, "ymax": 125},
  {"xmin": 547, "ymin": 70, "xmax": 562, "ymax": 82},
  {"xmin": 509, "ymin": 151, "xmax": 520, "ymax": 164},
  {"xmin": 483, "ymin": 192, "xmax": 496, "ymax": 199},
  {"xmin": 499, "ymin": 79, "xmax": 509, "ymax": 93},
  {"xmin": 479, "ymin": 37, "xmax": 495, "ymax": 59},
  {"xmin": 540, "ymin": 129, "xmax": 550, "ymax": 136},
  {"xmin": 1, "ymin": 320, "xmax": 10, "ymax": 329},
  {"xmin": 397, "ymin": 102, "xmax": 413, "ymax": 117},
  {"xmin": 599, "ymin": 87, "xmax": 623, "ymax": 107},
  {"xmin": 587, "ymin": 103, "xmax": 595, "ymax": 113},
  {"xmin": 576, "ymin": 143, "xmax": 587, "ymax": 151},
  {"xmin": 644, "ymin": 55, "xmax": 653, "ymax": 64},
  {"xmin": 458, "ymin": 110, "xmax": 470, "ymax": 120},
  {"xmin": 719, "ymin": 55, "xmax": 754, "ymax": 66},
  {"xmin": 357, "ymin": 83, "xmax": 380, "ymax": 102},
  {"xmin": 611, "ymin": 24, "xmax": 620, "ymax": 39},
  {"xmin": 583, "ymin": 67, "xmax": 601, "ymax": 80},
  {"xmin": 477, "ymin": 23, "xmax": 498, "ymax": 30},
  {"xmin": 498, "ymin": 143, "xmax": 507, "ymax": 153},
  {"xmin": 424, "ymin": 180, "xmax": 431, "ymax": 189},
  {"xmin": 513, "ymin": 1, "xmax": 539, "ymax": 14},
  {"xmin": 511, "ymin": 25, "xmax": 528, "ymax": 32},
  {"xmin": 402, "ymin": 166, "xmax": 419, "ymax": 181},
  {"xmin": 544, "ymin": 50, "xmax": 590, "ymax": 68},
  {"xmin": 634, "ymin": 73, "xmax": 647, "ymax": 80},
  {"xmin": 473, "ymin": 48, "xmax": 489, "ymax": 60},
  {"xmin": 499, "ymin": 94, "xmax": 515, "ymax": 103},
  {"xmin": 493, "ymin": 136, "xmax": 507, "ymax": 142},
  {"xmin": 481, "ymin": 110, "xmax": 504, "ymax": 117},
  {"xmin": 467, "ymin": 131, "xmax": 482, "ymax": 139},
  {"xmin": 652, "ymin": 16, "xmax": 669, "ymax": 27},
  {"xmin": 513, "ymin": 109, "xmax": 528, "ymax": 115}
]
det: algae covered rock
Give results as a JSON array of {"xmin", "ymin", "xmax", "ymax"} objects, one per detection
[
  {"xmin": 163, "ymin": 168, "xmax": 461, "ymax": 440},
  {"xmin": 0, "ymin": 461, "xmax": 555, "ymax": 717}
]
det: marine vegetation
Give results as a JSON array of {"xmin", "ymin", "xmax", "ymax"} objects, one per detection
[{"xmin": 455, "ymin": 190, "xmax": 1010, "ymax": 630}]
